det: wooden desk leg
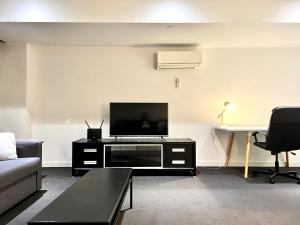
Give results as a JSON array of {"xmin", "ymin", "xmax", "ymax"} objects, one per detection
[
  {"xmin": 130, "ymin": 177, "xmax": 133, "ymax": 209},
  {"xmin": 285, "ymin": 152, "xmax": 290, "ymax": 168},
  {"xmin": 225, "ymin": 132, "xmax": 235, "ymax": 167},
  {"xmin": 244, "ymin": 131, "xmax": 252, "ymax": 179}
]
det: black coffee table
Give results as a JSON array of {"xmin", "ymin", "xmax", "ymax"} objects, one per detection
[{"xmin": 28, "ymin": 168, "xmax": 133, "ymax": 225}]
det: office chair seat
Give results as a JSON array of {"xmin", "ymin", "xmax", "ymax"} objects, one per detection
[
  {"xmin": 254, "ymin": 142, "xmax": 278, "ymax": 155},
  {"xmin": 253, "ymin": 142, "xmax": 267, "ymax": 149}
]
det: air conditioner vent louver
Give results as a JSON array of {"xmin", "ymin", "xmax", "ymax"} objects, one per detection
[{"xmin": 156, "ymin": 51, "xmax": 202, "ymax": 70}]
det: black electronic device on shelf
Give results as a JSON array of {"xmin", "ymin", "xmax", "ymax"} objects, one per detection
[
  {"xmin": 85, "ymin": 119, "xmax": 103, "ymax": 141},
  {"xmin": 110, "ymin": 102, "xmax": 168, "ymax": 137}
]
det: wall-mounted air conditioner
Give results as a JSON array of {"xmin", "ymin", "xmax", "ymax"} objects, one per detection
[{"xmin": 156, "ymin": 51, "xmax": 202, "ymax": 70}]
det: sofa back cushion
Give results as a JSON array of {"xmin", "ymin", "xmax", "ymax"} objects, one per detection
[{"xmin": 0, "ymin": 132, "xmax": 18, "ymax": 160}]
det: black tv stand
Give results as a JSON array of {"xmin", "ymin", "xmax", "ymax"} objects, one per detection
[{"xmin": 72, "ymin": 138, "xmax": 196, "ymax": 176}]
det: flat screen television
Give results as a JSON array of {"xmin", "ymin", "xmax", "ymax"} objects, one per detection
[{"xmin": 110, "ymin": 103, "xmax": 168, "ymax": 137}]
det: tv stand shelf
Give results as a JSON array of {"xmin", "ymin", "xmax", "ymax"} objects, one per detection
[{"xmin": 72, "ymin": 138, "xmax": 196, "ymax": 176}]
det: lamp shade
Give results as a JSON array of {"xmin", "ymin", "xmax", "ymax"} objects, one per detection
[{"xmin": 224, "ymin": 101, "xmax": 234, "ymax": 112}]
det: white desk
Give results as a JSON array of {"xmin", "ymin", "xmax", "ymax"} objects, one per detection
[{"xmin": 215, "ymin": 126, "xmax": 290, "ymax": 179}]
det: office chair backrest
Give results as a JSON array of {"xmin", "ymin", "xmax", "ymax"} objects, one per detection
[{"xmin": 267, "ymin": 107, "xmax": 300, "ymax": 152}]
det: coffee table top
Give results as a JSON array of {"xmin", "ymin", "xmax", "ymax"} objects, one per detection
[{"xmin": 29, "ymin": 168, "xmax": 132, "ymax": 224}]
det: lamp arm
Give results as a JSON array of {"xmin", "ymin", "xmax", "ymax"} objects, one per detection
[{"xmin": 218, "ymin": 109, "xmax": 226, "ymax": 118}]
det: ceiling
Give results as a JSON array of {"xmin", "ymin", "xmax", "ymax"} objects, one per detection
[
  {"xmin": 2, "ymin": 23, "xmax": 300, "ymax": 47},
  {"xmin": 1, "ymin": 0, "xmax": 300, "ymax": 23},
  {"xmin": 1, "ymin": 0, "xmax": 300, "ymax": 47}
]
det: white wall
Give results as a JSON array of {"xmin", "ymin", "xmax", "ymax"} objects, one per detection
[
  {"xmin": 26, "ymin": 46, "xmax": 300, "ymax": 167},
  {"xmin": 0, "ymin": 43, "xmax": 31, "ymax": 138}
]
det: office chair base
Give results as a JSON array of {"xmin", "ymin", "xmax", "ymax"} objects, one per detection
[{"xmin": 253, "ymin": 170, "xmax": 300, "ymax": 184}]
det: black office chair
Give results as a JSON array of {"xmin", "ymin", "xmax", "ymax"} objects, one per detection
[{"xmin": 252, "ymin": 107, "xmax": 300, "ymax": 184}]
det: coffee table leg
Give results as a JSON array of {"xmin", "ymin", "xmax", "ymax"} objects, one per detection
[{"xmin": 130, "ymin": 178, "xmax": 133, "ymax": 209}]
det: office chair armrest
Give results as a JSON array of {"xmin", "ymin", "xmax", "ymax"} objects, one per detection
[{"xmin": 252, "ymin": 132, "xmax": 267, "ymax": 143}]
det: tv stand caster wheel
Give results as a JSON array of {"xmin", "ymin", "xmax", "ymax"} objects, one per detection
[
  {"xmin": 253, "ymin": 172, "xmax": 258, "ymax": 177},
  {"xmin": 269, "ymin": 179, "xmax": 275, "ymax": 184}
]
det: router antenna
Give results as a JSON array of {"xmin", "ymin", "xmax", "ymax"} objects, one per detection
[
  {"xmin": 85, "ymin": 120, "xmax": 91, "ymax": 129},
  {"xmin": 100, "ymin": 119, "xmax": 104, "ymax": 129}
]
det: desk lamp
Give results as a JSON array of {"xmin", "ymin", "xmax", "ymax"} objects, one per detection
[{"xmin": 218, "ymin": 101, "xmax": 234, "ymax": 126}]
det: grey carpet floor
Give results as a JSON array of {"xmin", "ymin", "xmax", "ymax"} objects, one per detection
[{"xmin": 1, "ymin": 167, "xmax": 300, "ymax": 225}]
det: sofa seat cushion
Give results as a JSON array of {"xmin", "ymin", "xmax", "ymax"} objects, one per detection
[{"xmin": 0, "ymin": 157, "xmax": 40, "ymax": 190}]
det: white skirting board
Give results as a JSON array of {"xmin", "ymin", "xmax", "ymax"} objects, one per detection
[
  {"xmin": 42, "ymin": 161, "xmax": 300, "ymax": 168},
  {"xmin": 199, "ymin": 161, "xmax": 300, "ymax": 167},
  {"xmin": 43, "ymin": 161, "xmax": 72, "ymax": 167}
]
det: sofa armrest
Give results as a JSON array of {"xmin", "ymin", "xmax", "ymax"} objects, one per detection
[
  {"xmin": 16, "ymin": 139, "xmax": 43, "ymax": 190},
  {"xmin": 16, "ymin": 139, "xmax": 43, "ymax": 159}
]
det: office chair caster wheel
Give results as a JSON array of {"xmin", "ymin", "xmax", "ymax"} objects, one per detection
[
  {"xmin": 297, "ymin": 180, "xmax": 300, "ymax": 185},
  {"xmin": 269, "ymin": 179, "xmax": 275, "ymax": 184},
  {"xmin": 253, "ymin": 172, "xmax": 258, "ymax": 177}
]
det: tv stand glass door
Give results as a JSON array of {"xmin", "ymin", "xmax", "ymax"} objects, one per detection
[{"xmin": 104, "ymin": 144, "xmax": 162, "ymax": 168}]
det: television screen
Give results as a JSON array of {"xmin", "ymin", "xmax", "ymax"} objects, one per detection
[{"xmin": 110, "ymin": 103, "xmax": 168, "ymax": 136}]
